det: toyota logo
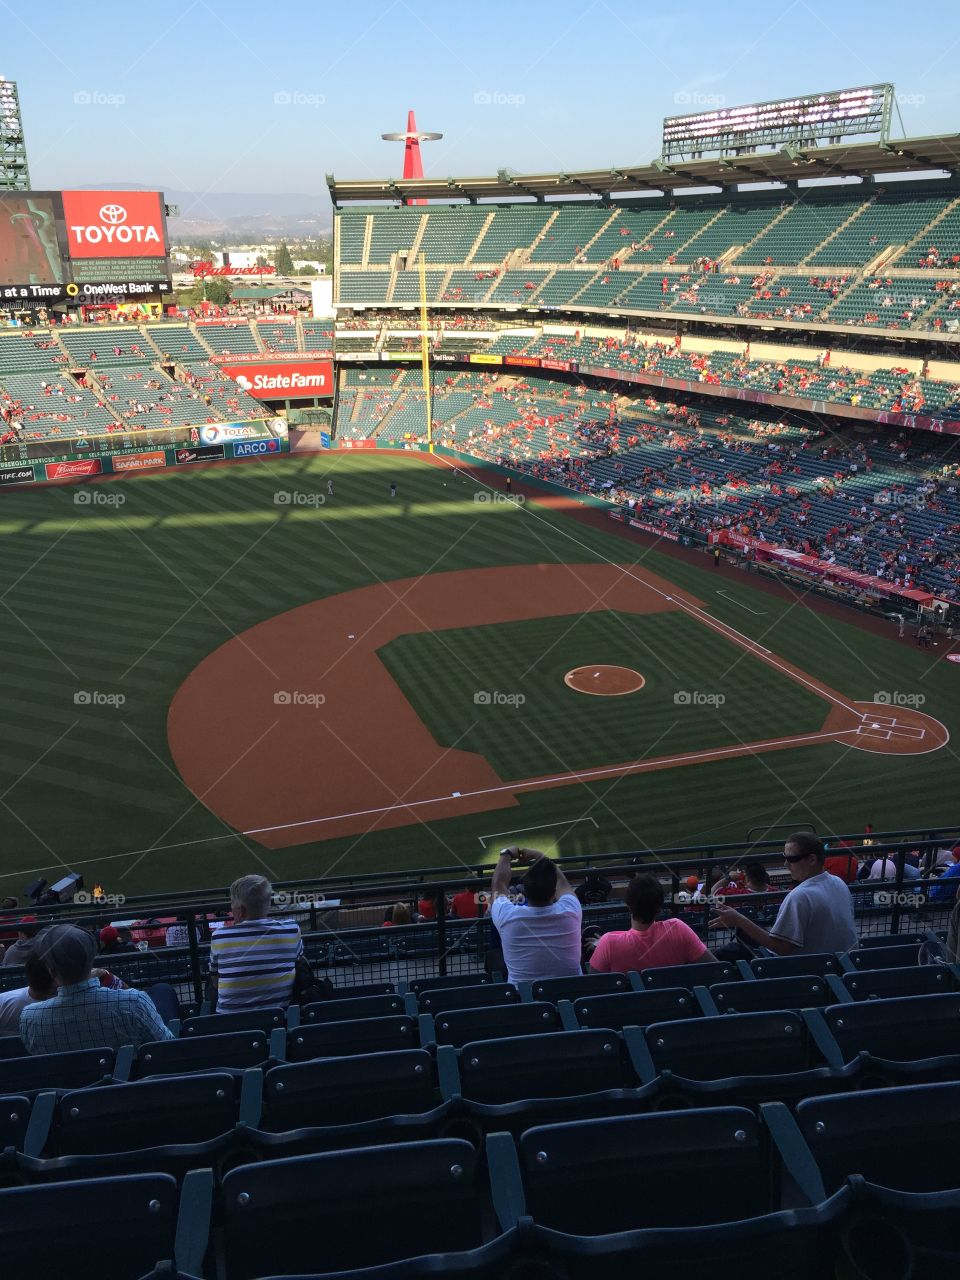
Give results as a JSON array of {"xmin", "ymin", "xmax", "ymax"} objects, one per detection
[{"xmin": 99, "ymin": 204, "xmax": 127, "ymax": 224}]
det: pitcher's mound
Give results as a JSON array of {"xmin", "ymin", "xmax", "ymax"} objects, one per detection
[{"xmin": 564, "ymin": 665, "xmax": 646, "ymax": 697}]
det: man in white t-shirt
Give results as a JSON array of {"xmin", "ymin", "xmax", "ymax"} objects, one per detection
[
  {"xmin": 489, "ymin": 847, "xmax": 583, "ymax": 986},
  {"xmin": 710, "ymin": 833, "xmax": 858, "ymax": 956},
  {"xmin": 0, "ymin": 947, "xmax": 56, "ymax": 1037}
]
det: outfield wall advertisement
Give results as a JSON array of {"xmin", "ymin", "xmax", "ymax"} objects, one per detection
[{"xmin": 217, "ymin": 359, "xmax": 334, "ymax": 399}]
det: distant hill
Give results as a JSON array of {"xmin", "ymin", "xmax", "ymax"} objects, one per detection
[{"xmin": 77, "ymin": 183, "xmax": 332, "ymax": 240}]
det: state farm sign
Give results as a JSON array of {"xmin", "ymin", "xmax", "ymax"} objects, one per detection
[
  {"xmin": 219, "ymin": 360, "xmax": 333, "ymax": 400},
  {"xmin": 61, "ymin": 190, "xmax": 166, "ymax": 259}
]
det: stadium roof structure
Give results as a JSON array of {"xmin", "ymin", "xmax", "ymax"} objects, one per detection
[{"xmin": 326, "ymin": 132, "xmax": 960, "ymax": 204}]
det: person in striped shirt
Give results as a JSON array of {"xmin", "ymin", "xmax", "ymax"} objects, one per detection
[{"xmin": 210, "ymin": 875, "xmax": 303, "ymax": 1013}]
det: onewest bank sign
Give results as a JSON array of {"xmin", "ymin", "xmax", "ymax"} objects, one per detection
[{"xmin": 219, "ymin": 360, "xmax": 333, "ymax": 399}]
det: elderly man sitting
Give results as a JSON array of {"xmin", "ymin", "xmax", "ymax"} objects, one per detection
[{"xmin": 209, "ymin": 874, "xmax": 304, "ymax": 1013}]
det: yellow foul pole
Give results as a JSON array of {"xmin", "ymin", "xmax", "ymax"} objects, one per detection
[{"xmin": 418, "ymin": 253, "xmax": 433, "ymax": 453}]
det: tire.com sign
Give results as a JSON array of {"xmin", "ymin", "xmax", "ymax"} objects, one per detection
[
  {"xmin": 61, "ymin": 190, "xmax": 167, "ymax": 259},
  {"xmin": 219, "ymin": 360, "xmax": 334, "ymax": 400}
]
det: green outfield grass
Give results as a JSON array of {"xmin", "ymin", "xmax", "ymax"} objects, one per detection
[
  {"xmin": 0, "ymin": 448, "xmax": 957, "ymax": 899},
  {"xmin": 378, "ymin": 610, "xmax": 827, "ymax": 779}
]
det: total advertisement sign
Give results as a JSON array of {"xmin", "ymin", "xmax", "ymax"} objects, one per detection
[
  {"xmin": 61, "ymin": 191, "xmax": 167, "ymax": 259},
  {"xmin": 219, "ymin": 360, "xmax": 334, "ymax": 400}
]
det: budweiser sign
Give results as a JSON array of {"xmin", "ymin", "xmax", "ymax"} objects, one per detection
[
  {"xmin": 61, "ymin": 191, "xmax": 166, "ymax": 259},
  {"xmin": 44, "ymin": 458, "xmax": 104, "ymax": 480},
  {"xmin": 219, "ymin": 360, "xmax": 333, "ymax": 399},
  {"xmin": 192, "ymin": 261, "xmax": 277, "ymax": 277}
]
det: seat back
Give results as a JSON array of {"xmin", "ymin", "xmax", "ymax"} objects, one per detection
[
  {"xmin": 858, "ymin": 933, "xmax": 923, "ymax": 948},
  {"xmin": 530, "ymin": 973, "xmax": 629, "ymax": 1003},
  {"xmin": 180, "ymin": 1008, "xmax": 285, "ymax": 1037},
  {"xmin": 418, "ymin": 983, "xmax": 518, "ymax": 1014},
  {"xmin": 457, "ymin": 1031, "xmax": 625, "ymax": 1104},
  {"xmin": 847, "ymin": 944, "xmax": 922, "ymax": 970},
  {"xmin": 516, "ymin": 1107, "xmax": 770, "ymax": 1233},
  {"xmin": 841, "ymin": 965, "xmax": 956, "ymax": 1002},
  {"xmin": 326, "ymin": 982, "xmax": 396, "ymax": 999},
  {"xmin": 797, "ymin": 1081, "xmax": 960, "ymax": 1194},
  {"xmin": 59, "ymin": 1071, "xmax": 240, "ymax": 1154},
  {"xmin": 432, "ymin": 1001, "xmax": 558, "ymax": 1048},
  {"xmin": 0, "ymin": 1093, "xmax": 30, "ymax": 1151},
  {"xmin": 263, "ymin": 1049, "xmax": 434, "ymax": 1130},
  {"xmin": 0, "ymin": 1035, "xmax": 27, "ymax": 1060},
  {"xmin": 0, "ymin": 1173, "xmax": 179, "ymax": 1279},
  {"xmin": 300, "ymin": 994, "xmax": 405, "ymax": 1022},
  {"xmin": 0, "ymin": 1047, "xmax": 116, "ymax": 1093},
  {"xmin": 285, "ymin": 1015, "xmax": 418, "ymax": 1061},
  {"xmin": 641, "ymin": 960, "xmax": 738, "ymax": 989},
  {"xmin": 710, "ymin": 976, "xmax": 831, "ymax": 1014},
  {"xmin": 573, "ymin": 987, "xmax": 698, "ymax": 1030},
  {"xmin": 221, "ymin": 1140, "xmax": 482, "ymax": 1278},
  {"xmin": 136, "ymin": 1030, "xmax": 270, "ymax": 1077},
  {"xmin": 750, "ymin": 953, "xmax": 840, "ymax": 980},
  {"xmin": 646, "ymin": 1012, "xmax": 814, "ymax": 1080},
  {"xmin": 409, "ymin": 974, "xmax": 491, "ymax": 996},
  {"xmin": 823, "ymin": 993, "xmax": 960, "ymax": 1063}
]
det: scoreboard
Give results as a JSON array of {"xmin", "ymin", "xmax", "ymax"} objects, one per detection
[
  {"xmin": 662, "ymin": 85, "xmax": 893, "ymax": 162},
  {"xmin": 0, "ymin": 188, "xmax": 172, "ymax": 309}
]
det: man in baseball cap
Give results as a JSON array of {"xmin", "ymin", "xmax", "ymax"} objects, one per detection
[{"xmin": 19, "ymin": 923, "xmax": 174, "ymax": 1054}]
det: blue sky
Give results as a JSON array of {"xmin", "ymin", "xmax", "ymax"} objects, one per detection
[{"xmin": 4, "ymin": 0, "xmax": 960, "ymax": 197}]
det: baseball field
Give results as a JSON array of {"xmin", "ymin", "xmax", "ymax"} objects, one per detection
[{"xmin": 0, "ymin": 448, "xmax": 956, "ymax": 899}]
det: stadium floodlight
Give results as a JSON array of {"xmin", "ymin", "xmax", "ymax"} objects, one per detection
[{"xmin": 0, "ymin": 75, "xmax": 31, "ymax": 191}]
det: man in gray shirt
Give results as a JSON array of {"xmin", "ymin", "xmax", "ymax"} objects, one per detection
[{"xmin": 710, "ymin": 833, "xmax": 858, "ymax": 956}]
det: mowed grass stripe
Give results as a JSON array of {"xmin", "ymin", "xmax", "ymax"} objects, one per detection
[{"xmin": 378, "ymin": 611, "xmax": 828, "ymax": 780}]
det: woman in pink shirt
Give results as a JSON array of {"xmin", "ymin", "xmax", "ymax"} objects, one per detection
[{"xmin": 589, "ymin": 874, "xmax": 716, "ymax": 974}]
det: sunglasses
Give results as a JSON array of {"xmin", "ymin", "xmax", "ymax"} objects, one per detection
[{"xmin": 783, "ymin": 851, "xmax": 811, "ymax": 864}]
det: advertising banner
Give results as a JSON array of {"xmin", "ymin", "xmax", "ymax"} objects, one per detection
[
  {"xmin": 469, "ymin": 353, "xmax": 503, "ymax": 366},
  {"xmin": 175, "ymin": 444, "xmax": 226, "ymax": 464},
  {"xmin": 336, "ymin": 439, "xmax": 377, "ymax": 450},
  {"xmin": 504, "ymin": 355, "xmax": 542, "ymax": 368},
  {"xmin": 199, "ymin": 421, "xmax": 276, "ymax": 445},
  {"xmin": 217, "ymin": 360, "xmax": 334, "ymax": 399},
  {"xmin": 541, "ymin": 358, "xmax": 575, "ymax": 372},
  {"xmin": 61, "ymin": 191, "xmax": 166, "ymax": 259},
  {"xmin": 111, "ymin": 450, "xmax": 167, "ymax": 473},
  {"xmin": 0, "ymin": 465, "xmax": 35, "ymax": 486},
  {"xmin": 231, "ymin": 438, "xmax": 286, "ymax": 459},
  {"xmin": 44, "ymin": 457, "xmax": 103, "ymax": 481}
]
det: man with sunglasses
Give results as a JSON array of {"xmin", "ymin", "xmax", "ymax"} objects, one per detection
[{"xmin": 709, "ymin": 832, "xmax": 857, "ymax": 956}]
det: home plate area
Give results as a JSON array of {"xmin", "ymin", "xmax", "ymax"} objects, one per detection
[{"xmin": 824, "ymin": 700, "xmax": 949, "ymax": 756}]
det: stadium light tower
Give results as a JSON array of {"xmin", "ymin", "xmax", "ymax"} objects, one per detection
[
  {"xmin": 381, "ymin": 110, "xmax": 441, "ymax": 205},
  {"xmin": 0, "ymin": 75, "xmax": 31, "ymax": 191}
]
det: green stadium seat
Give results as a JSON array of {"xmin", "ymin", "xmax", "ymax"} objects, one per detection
[
  {"xmin": 135, "ymin": 1030, "xmax": 272, "ymax": 1077},
  {"xmin": 417, "ymin": 982, "xmax": 518, "ymax": 1014},
  {"xmin": 300, "ymin": 993, "xmax": 406, "ymax": 1022},
  {"xmin": 703, "ymin": 976, "xmax": 833, "ymax": 1014},
  {"xmin": 0, "ymin": 1046, "xmax": 125, "ymax": 1094},
  {"xmin": 640, "ymin": 960, "xmax": 738, "ymax": 989},
  {"xmin": 180, "ymin": 1008, "xmax": 286, "ymax": 1037},
  {"xmin": 262, "ymin": 1049, "xmax": 436, "ymax": 1130},
  {"xmin": 284, "ymin": 1014, "xmax": 418, "ymax": 1060},
  {"xmin": 572, "ymin": 987, "xmax": 699, "ymax": 1030},
  {"xmin": 528, "ymin": 973, "xmax": 629, "ymax": 1004},
  {"xmin": 427, "ymin": 1001, "xmax": 560, "ymax": 1048}
]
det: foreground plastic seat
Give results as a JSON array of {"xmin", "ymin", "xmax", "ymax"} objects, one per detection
[
  {"xmin": 529, "ymin": 973, "xmax": 629, "ymax": 1003},
  {"xmin": 640, "ymin": 960, "xmax": 738, "ymax": 989},
  {"xmin": 806, "ymin": 993, "xmax": 960, "ymax": 1082},
  {"xmin": 0, "ymin": 1035, "xmax": 27, "ymax": 1060},
  {"xmin": 179, "ymin": 1008, "xmax": 286, "ymax": 1037},
  {"xmin": 0, "ymin": 1169, "xmax": 209, "ymax": 1279},
  {"xmin": 572, "ymin": 987, "xmax": 699, "ymax": 1030},
  {"xmin": 836, "ymin": 965, "xmax": 958, "ymax": 1002},
  {"xmin": 0, "ymin": 1046, "xmax": 123, "ymax": 1093},
  {"xmin": 417, "ymin": 983, "xmax": 518, "ymax": 1014},
  {"xmin": 843, "ymin": 944, "xmax": 922, "ymax": 971},
  {"xmin": 284, "ymin": 1015, "xmax": 418, "ymax": 1061},
  {"xmin": 408, "ymin": 974, "xmax": 493, "ymax": 996},
  {"xmin": 427, "ymin": 1001, "xmax": 559, "ymax": 1048},
  {"xmin": 630, "ymin": 1011, "xmax": 848, "ymax": 1105},
  {"xmin": 57, "ymin": 1070, "xmax": 249, "ymax": 1154},
  {"xmin": 0, "ymin": 1093, "xmax": 38, "ymax": 1153},
  {"xmin": 300, "ymin": 993, "xmax": 406, "ymax": 1022},
  {"xmin": 705, "ymin": 976, "xmax": 832, "ymax": 1015},
  {"xmin": 776, "ymin": 1081, "xmax": 960, "ymax": 1196},
  {"xmin": 136, "ymin": 1030, "xmax": 271, "ymax": 1077},
  {"xmin": 263, "ymin": 1049, "xmax": 436, "ymax": 1131},
  {"xmin": 326, "ymin": 982, "xmax": 396, "ymax": 999},
  {"xmin": 219, "ymin": 1141, "xmax": 486, "ymax": 1278},
  {"xmin": 749, "ymin": 953, "xmax": 841, "ymax": 980},
  {"xmin": 490, "ymin": 1107, "xmax": 790, "ymax": 1236}
]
